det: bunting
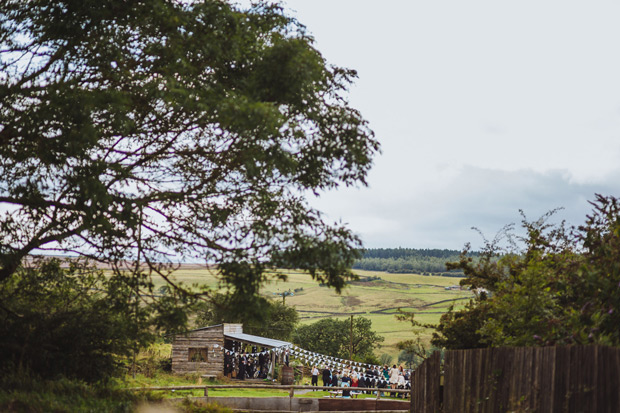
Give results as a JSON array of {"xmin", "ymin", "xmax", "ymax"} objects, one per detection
[{"xmin": 214, "ymin": 342, "xmax": 388, "ymax": 374}]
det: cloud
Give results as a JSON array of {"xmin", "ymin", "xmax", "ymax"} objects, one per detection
[{"xmin": 313, "ymin": 166, "xmax": 620, "ymax": 251}]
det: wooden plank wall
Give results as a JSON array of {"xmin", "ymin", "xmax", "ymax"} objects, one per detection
[
  {"xmin": 420, "ymin": 345, "xmax": 620, "ymax": 413},
  {"xmin": 410, "ymin": 351, "xmax": 441, "ymax": 413},
  {"xmin": 223, "ymin": 323, "xmax": 242, "ymax": 334},
  {"xmin": 171, "ymin": 325, "xmax": 225, "ymax": 375}
]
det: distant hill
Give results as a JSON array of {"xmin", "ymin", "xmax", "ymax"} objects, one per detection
[{"xmin": 353, "ymin": 247, "xmax": 480, "ymax": 275}]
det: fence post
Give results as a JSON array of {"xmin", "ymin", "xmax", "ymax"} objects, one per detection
[{"xmin": 204, "ymin": 386, "xmax": 208, "ymax": 398}]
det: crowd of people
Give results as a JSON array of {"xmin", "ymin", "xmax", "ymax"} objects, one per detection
[
  {"xmin": 224, "ymin": 342, "xmax": 411, "ymax": 399},
  {"xmin": 312, "ymin": 364, "xmax": 411, "ymax": 398},
  {"xmin": 224, "ymin": 349, "xmax": 272, "ymax": 380}
]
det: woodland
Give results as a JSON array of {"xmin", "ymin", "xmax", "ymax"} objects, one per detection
[{"xmin": 353, "ymin": 248, "xmax": 478, "ymax": 274}]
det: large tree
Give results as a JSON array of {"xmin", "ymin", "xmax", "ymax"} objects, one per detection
[
  {"xmin": 195, "ymin": 293, "xmax": 299, "ymax": 341},
  {"xmin": 291, "ymin": 316, "xmax": 384, "ymax": 360},
  {"xmin": 0, "ymin": 1, "xmax": 378, "ymax": 304}
]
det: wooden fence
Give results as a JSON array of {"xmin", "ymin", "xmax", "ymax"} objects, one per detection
[
  {"xmin": 130, "ymin": 384, "xmax": 410, "ymax": 399},
  {"xmin": 410, "ymin": 345, "xmax": 620, "ymax": 413},
  {"xmin": 410, "ymin": 351, "xmax": 442, "ymax": 413}
]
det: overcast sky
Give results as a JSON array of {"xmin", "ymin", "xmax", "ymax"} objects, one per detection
[{"xmin": 278, "ymin": 0, "xmax": 620, "ymax": 250}]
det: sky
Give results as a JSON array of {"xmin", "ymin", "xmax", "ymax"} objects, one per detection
[{"xmin": 277, "ymin": 0, "xmax": 620, "ymax": 250}]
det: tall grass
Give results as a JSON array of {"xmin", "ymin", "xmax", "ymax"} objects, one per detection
[{"xmin": 0, "ymin": 373, "xmax": 160, "ymax": 412}]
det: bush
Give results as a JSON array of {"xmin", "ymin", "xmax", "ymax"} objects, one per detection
[
  {"xmin": 128, "ymin": 343, "xmax": 173, "ymax": 378},
  {"xmin": 0, "ymin": 374, "xmax": 159, "ymax": 412},
  {"xmin": 0, "ymin": 259, "xmax": 160, "ymax": 382},
  {"xmin": 435, "ymin": 194, "xmax": 620, "ymax": 348},
  {"xmin": 180, "ymin": 399, "xmax": 233, "ymax": 413}
]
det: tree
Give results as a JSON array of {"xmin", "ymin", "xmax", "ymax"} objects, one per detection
[
  {"xmin": 350, "ymin": 317, "xmax": 385, "ymax": 359},
  {"xmin": 195, "ymin": 294, "xmax": 299, "ymax": 341},
  {"xmin": 259, "ymin": 301, "xmax": 299, "ymax": 341},
  {"xmin": 0, "ymin": 0, "xmax": 378, "ymax": 307},
  {"xmin": 397, "ymin": 337, "xmax": 441, "ymax": 369},
  {"xmin": 292, "ymin": 318, "xmax": 346, "ymax": 358},
  {"xmin": 379, "ymin": 353, "xmax": 393, "ymax": 366},
  {"xmin": 430, "ymin": 301, "xmax": 488, "ymax": 349},
  {"xmin": 291, "ymin": 316, "xmax": 384, "ymax": 360},
  {"xmin": 0, "ymin": 258, "xmax": 190, "ymax": 381},
  {"xmin": 432, "ymin": 194, "xmax": 620, "ymax": 349},
  {"xmin": 397, "ymin": 350, "xmax": 416, "ymax": 369}
]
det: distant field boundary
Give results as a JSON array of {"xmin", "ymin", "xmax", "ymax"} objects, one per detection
[
  {"xmin": 419, "ymin": 297, "xmax": 470, "ymax": 308},
  {"xmin": 297, "ymin": 297, "xmax": 471, "ymax": 319}
]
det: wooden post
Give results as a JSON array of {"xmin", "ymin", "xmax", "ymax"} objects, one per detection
[{"xmin": 204, "ymin": 387, "xmax": 208, "ymax": 397}]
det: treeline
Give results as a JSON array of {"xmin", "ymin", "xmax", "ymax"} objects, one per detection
[{"xmin": 353, "ymin": 248, "xmax": 479, "ymax": 275}]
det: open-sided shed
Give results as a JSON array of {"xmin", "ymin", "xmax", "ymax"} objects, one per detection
[{"xmin": 171, "ymin": 323, "xmax": 290, "ymax": 376}]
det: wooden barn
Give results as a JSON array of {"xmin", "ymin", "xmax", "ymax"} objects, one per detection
[{"xmin": 171, "ymin": 323, "xmax": 291, "ymax": 376}]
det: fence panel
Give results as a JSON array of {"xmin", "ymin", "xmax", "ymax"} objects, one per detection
[
  {"xmin": 411, "ymin": 345, "xmax": 620, "ymax": 412},
  {"xmin": 411, "ymin": 351, "xmax": 441, "ymax": 413}
]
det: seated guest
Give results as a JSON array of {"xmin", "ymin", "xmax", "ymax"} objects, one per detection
[
  {"xmin": 378, "ymin": 377, "xmax": 388, "ymax": 397},
  {"xmin": 397, "ymin": 372, "xmax": 406, "ymax": 398}
]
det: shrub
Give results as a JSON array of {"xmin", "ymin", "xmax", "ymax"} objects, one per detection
[{"xmin": 0, "ymin": 259, "xmax": 166, "ymax": 381}]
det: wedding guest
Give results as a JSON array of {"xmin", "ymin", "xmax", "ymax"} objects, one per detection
[{"xmin": 311, "ymin": 365, "xmax": 319, "ymax": 389}]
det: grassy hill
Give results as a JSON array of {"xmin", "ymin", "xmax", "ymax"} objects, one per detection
[{"xmin": 161, "ymin": 267, "xmax": 471, "ymax": 360}]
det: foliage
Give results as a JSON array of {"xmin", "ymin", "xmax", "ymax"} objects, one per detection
[
  {"xmin": 180, "ymin": 399, "xmax": 233, "ymax": 413},
  {"xmin": 353, "ymin": 248, "xmax": 477, "ymax": 274},
  {"xmin": 378, "ymin": 353, "xmax": 393, "ymax": 366},
  {"xmin": 0, "ymin": 374, "xmax": 159, "ymax": 413},
  {"xmin": 119, "ymin": 371, "xmax": 218, "ymax": 393},
  {"xmin": 432, "ymin": 194, "xmax": 620, "ymax": 349},
  {"xmin": 363, "ymin": 248, "xmax": 472, "ymax": 260},
  {"xmin": 195, "ymin": 294, "xmax": 299, "ymax": 341},
  {"xmin": 0, "ymin": 258, "xmax": 190, "ymax": 381},
  {"xmin": 394, "ymin": 308, "xmax": 438, "ymax": 362},
  {"xmin": 430, "ymin": 301, "xmax": 488, "ymax": 349},
  {"xmin": 397, "ymin": 350, "xmax": 416, "ymax": 369},
  {"xmin": 0, "ymin": 0, "xmax": 378, "ymax": 307},
  {"xmin": 362, "ymin": 353, "xmax": 381, "ymax": 366},
  {"xmin": 130, "ymin": 343, "xmax": 173, "ymax": 378},
  {"xmin": 292, "ymin": 317, "xmax": 384, "ymax": 360},
  {"xmin": 397, "ymin": 337, "xmax": 440, "ymax": 369},
  {"xmin": 292, "ymin": 318, "xmax": 345, "ymax": 358}
]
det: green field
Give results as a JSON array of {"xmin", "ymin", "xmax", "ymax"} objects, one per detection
[{"xmin": 160, "ymin": 267, "xmax": 471, "ymax": 359}]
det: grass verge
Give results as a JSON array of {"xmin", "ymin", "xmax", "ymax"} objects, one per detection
[{"xmin": 0, "ymin": 376, "xmax": 160, "ymax": 413}]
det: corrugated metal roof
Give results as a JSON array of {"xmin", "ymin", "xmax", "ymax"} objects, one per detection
[
  {"xmin": 189, "ymin": 324, "xmax": 223, "ymax": 332},
  {"xmin": 224, "ymin": 332, "xmax": 291, "ymax": 349}
]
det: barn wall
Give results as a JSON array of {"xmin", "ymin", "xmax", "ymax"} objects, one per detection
[
  {"xmin": 223, "ymin": 323, "xmax": 242, "ymax": 334},
  {"xmin": 171, "ymin": 325, "xmax": 227, "ymax": 375}
]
